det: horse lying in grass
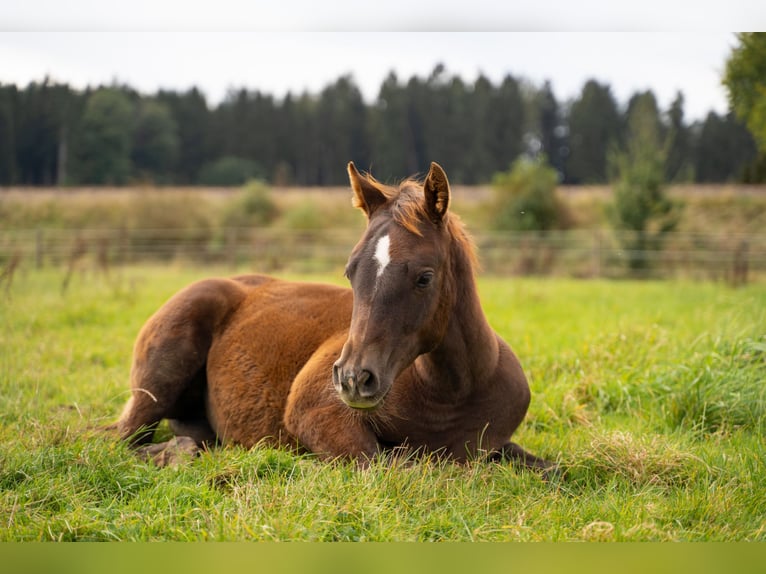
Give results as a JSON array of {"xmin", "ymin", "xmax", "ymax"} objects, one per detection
[{"xmin": 116, "ymin": 162, "xmax": 552, "ymax": 472}]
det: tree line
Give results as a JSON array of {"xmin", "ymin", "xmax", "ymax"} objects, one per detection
[{"xmin": 0, "ymin": 64, "xmax": 760, "ymax": 187}]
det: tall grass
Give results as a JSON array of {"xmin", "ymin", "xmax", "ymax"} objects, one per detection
[{"xmin": 0, "ymin": 267, "xmax": 764, "ymax": 540}]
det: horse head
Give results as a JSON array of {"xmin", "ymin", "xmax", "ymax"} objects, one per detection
[{"xmin": 332, "ymin": 162, "xmax": 457, "ymax": 410}]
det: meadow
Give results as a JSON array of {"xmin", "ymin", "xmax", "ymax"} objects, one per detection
[{"xmin": 0, "ymin": 264, "xmax": 764, "ymax": 541}]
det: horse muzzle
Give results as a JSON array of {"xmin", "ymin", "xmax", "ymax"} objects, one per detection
[{"xmin": 332, "ymin": 362, "xmax": 385, "ymax": 410}]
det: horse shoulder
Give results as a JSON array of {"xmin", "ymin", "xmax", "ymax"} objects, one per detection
[
  {"xmin": 486, "ymin": 335, "xmax": 531, "ymax": 434},
  {"xmin": 431, "ymin": 336, "xmax": 531, "ymax": 456},
  {"xmin": 494, "ymin": 335, "xmax": 529, "ymax": 391}
]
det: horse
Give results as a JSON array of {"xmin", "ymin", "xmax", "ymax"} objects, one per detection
[{"xmin": 115, "ymin": 161, "xmax": 552, "ymax": 472}]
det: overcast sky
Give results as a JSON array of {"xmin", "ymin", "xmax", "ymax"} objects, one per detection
[{"xmin": 2, "ymin": 1, "xmax": 764, "ymax": 121}]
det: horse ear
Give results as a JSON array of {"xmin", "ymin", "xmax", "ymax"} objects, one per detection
[
  {"xmin": 348, "ymin": 162, "xmax": 387, "ymax": 219},
  {"xmin": 423, "ymin": 162, "xmax": 450, "ymax": 224}
]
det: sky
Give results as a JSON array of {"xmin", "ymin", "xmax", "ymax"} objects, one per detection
[{"xmin": 1, "ymin": 1, "xmax": 765, "ymax": 121}]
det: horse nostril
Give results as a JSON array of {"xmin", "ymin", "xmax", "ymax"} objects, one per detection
[
  {"xmin": 333, "ymin": 364, "xmax": 379, "ymax": 402},
  {"xmin": 333, "ymin": 363, "xmax": 349, "ymax": 392},
  {"xmin": 357, "ymin": 370, "xmax": 378, "ymax": 397}
]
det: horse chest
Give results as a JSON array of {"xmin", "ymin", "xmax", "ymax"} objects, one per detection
[{"xmin": 377, "ymin": 391, "xmax": 507, "ymax": 453}]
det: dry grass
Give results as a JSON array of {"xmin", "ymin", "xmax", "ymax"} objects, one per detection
[
  {"xmin": 568, "ymin": 430, "xmax": 709, "ymax": 489},
  {"xmin": 3, "ymin": 183, "xmax": 766, "ymax": 231}
]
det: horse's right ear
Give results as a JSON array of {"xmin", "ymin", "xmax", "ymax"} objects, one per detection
[{"xmin": 348, "ymin": 162, "xmax": 387, "ymax": 219}]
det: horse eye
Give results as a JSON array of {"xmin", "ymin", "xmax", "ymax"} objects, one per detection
[
  {"xmin": 344, "ymin": 262, "xmax": 356, "ymax": 281},
  {"xmin": 416, "ymin": 271, "xmax": 434, "ymax": 288}
]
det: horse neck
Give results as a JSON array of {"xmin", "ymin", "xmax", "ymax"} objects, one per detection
[{"xmin": 416, "ymin": 235, "xmax": 499, "ymax": 395}]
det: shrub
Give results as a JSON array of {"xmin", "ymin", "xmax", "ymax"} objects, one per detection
[
  {"xmin": 608, "ymin": 94, "xmax": 683, "ymax": 272},
  {"xmin": 281, "ymin": 202, "xmax": 324, "ymax": 231},
  {"xmin": 221, "ymin": 180, "xmax": 278, "ymax": 228},
  {"xmin": 609, "ymin": 149, "xmax": 682, "ymax": 271},
  {"xmin": 491, "ymin": 157, "xmax": 567, "ymax": 231}
]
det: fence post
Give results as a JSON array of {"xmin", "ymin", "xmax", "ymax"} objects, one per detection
[
  {"xmin": 118, "ymin": 226, "xmax": 129, "ymax": 266},
  {"xmin": 35, "ymin": 228, "xmax": 43, "ymax": 269},
  {"xmin": 592, "ymin": 230, "xmax": 602, "ymax": 278},
  {"xmin": 227, "ymin": 228, "xmax": 237, "ymax": 269},
  {"xmin": 731, "ymin": 239, "xmax": 749, "ymax": 287}
]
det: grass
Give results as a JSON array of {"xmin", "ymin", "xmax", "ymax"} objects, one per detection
[{"xmin": 0, "ymin": 265, "xmax": 764, "ymax": 541}]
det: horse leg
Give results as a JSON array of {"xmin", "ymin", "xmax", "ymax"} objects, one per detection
[
  {"xmin": 167, "ymin": 418, "xmax": 217, "ymax": 445},
  {"xmin": 283, "ymin": 335, "xmax": 381, "ymax": 465},
  {"xmin": 117, "ymin": 333, "xmax": 210, "ymax": 445},
  {"xmin": 116, "ymin": 278, "xmax": 247, "ymax": 447},
  {"xmin": 491, "ymin": 441, "xmax": 561, "ymax": 479},
  {"xmin": 167, "ymin": 369, "xmax": 217, "ymax": 446}
]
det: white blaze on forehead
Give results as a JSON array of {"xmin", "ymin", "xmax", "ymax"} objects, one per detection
[{"xmin": 373, "ymin": 234, "xmax": 391, "ymax": 278}]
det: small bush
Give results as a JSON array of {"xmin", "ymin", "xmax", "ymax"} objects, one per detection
[
  {"xmin": 281, "ymin": 202, "xmax": 324, "ymax": 231},
  {"xmin": 221, "ymin": 180, "xmax": 278, "ymax": 228},
  {"xmin": 608, "ymin": 95, "xmax": 683, "ymax": 272},
  {"xmin": 491, "ymin": 157, "xmax": 568, "ymax": 231}
]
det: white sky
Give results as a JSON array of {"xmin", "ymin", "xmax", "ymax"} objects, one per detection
[{"xmin": 1, "ymin": 1, "xmax": 764, "ymax": 121}]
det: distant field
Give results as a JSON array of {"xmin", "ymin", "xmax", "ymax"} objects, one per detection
[
  {"xmin": 3, "ymin": 183, "xmax": 766, "ymax": 283},
  {"xmin": 1, "ymin": 266, "xmax": 764, "ymax": 541},
  {"xmin": 3, "ymin": 183, "xmax": 766, "ymax": 198},
  {"xmin": 2, "ymin": 184, "xmax": 766, "ymax": 233}
]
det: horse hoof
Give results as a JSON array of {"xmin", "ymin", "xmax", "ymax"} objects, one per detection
[
  {"xmin": 541, "ymin": 463, "xmax": 567, "ymax": 483},
  {"xmin": 136, "ymin": 436, "xmax": 201, "ymax": 467}
]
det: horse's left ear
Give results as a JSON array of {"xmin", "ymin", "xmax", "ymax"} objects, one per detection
[{"xmin": 423, "ymin": 162, "xmax": 450, "ymax": 224}]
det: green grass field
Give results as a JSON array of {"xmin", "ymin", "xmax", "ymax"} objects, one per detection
[{"xmin": 0, "ymin": 265, "xmax": 764, "ymax": 541}]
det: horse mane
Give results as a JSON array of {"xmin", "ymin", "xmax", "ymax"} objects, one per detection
[{"xmin": 354, "ymin": 174, "xmax": 480, "ymax": 274}]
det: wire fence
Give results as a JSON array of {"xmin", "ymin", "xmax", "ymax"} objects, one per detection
[{"xmin": 1, "ymin": 226, "xmax": 764, "ymax": 284}]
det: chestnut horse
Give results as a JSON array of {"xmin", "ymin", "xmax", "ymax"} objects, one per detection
[{"xmin": 116, "ymin": 162, "xmax": 551, "ymax": 471}]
